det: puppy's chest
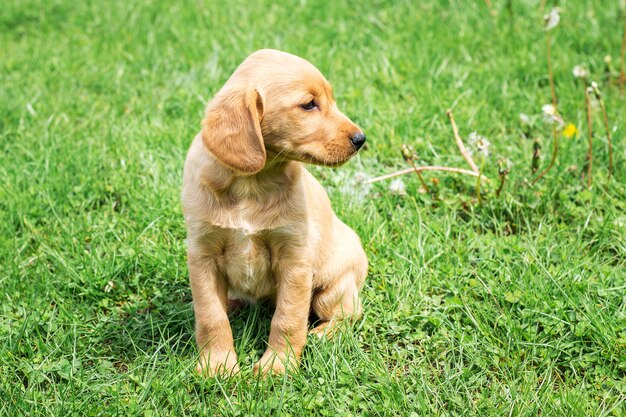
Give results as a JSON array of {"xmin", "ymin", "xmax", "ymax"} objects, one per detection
[{"xmin": 221, "ymin": 226, "xmax": 275, "ymax": 298}]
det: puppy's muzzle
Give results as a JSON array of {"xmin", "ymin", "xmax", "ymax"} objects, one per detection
[{"xmin": 350, "ymin": 132, "xmax": 366, "ymax": 150}]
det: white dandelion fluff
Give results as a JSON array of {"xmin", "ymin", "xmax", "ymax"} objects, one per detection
[
  {"xmin": 544, "ymin": 8, "xmax": 560, "ymax": 31},
  {"xmin": 468, "ymin": 132, "xmax": 491, "ymax": 157},
  {"xmin": 588, "ymin": 81, "xmax": 601, "ymax": 99},
  {"xmin": 389, "ymin": 179, "xmax": 407, "ymax": 196},
  {"xmin": 572, "ymin": 65, "xmax": 588, "ymax": 78},
  {"xmin": 542, "ymin": 104, "xmax": 556, "ymax": 116},
  {"xmin": 541, "ymin": 104, "xmax": 564, "ymax": 126}
]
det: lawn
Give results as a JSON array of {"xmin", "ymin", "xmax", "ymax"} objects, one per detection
[{"xmin": 1, "ymin": 0, "xmax": 626, "ymax": 415}]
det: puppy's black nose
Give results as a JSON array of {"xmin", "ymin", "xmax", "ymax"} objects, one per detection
[{"xmin": 350, "ymin": 132, "xmax": 366, "ymax": 150}]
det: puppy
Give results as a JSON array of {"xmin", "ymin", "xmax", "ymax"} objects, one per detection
[{"xmin": 182, "ymin": 49, "xmax": 368, "ymax": 376}]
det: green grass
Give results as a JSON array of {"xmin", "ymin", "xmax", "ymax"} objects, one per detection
[{"xmin": 2, "ymin": 0, "xmax": 626, "ymax": 415}]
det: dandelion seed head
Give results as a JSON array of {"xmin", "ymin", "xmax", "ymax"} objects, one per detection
[
  {"xmin": 542, "ymin": 104, "xmax": 556, "ymax": 116},
  {"xmin": 477, "ymin": 140, "xmax": 490, "ymax": 156},
  {"xmin": 519, "ymin": 113, "xmax": 531, "ymax": 125},
  {"xmin": 389, "ymin": 179, "xmax": 407, "ymax": 196},
  {"xmin": 572, "ymin": 65, "xmax": 588, "ymax": 78},
  {"xmin": 541, "ymin": 104, "xmax": 564, "ymax": 126},
  {"xmin": 544, "ymin": 7, "xmax": 560, "ymax": 31},
  {"xmin": 589, "ymin": 81, "xmax": 602, "ymax": 99},
  {"xmin": 469, "ymin": 132, "xmax": 491, "ymax": 157}
]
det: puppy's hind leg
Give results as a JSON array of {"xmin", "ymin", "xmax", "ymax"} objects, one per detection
[
  {"xmin": 310, "ymin": 270, "xmax": 364, "ymax": 338},
  {"xmin": 311, "ymin": 219, "xmax": 368, "ymax": 338}
]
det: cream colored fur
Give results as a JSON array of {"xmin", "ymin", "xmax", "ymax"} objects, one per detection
[{"xmin": 182, "ymin": 49, "xmax": 367, "ymax": 376}]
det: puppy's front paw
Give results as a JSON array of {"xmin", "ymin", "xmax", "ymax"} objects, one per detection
[
  {"xmin": 197, "ymin": 350, "xmax": 239, "ymax": 377},
  {"xmin": 253, "ymin": 350, "xmax": 297, "ymax": 376}
]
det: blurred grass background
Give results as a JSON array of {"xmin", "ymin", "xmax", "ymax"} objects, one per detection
[{"xmin": 1, "ymin": 0, "xmax": 626, "ymax": 415}]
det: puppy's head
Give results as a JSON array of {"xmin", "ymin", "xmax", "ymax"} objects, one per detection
[{"xmin": 202, "ymin": 49, "xmax": 365, "ymax": 174}]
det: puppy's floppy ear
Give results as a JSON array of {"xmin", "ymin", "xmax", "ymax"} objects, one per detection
[{"xmin": 201, "ymin": 88, "xmax": 266, "ymax": 174}]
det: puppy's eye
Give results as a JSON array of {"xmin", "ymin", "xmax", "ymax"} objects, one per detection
[{"xmin": 300, "ymin": 99, "xmax": 318, "ymax": 111}]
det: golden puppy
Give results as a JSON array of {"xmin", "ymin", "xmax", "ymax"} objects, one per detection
[{"xmin": 182, "ymin": 49, "xmax": 368, "ymax": 376}]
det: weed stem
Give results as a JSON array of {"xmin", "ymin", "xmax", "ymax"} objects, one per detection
[
  {"xmin": 584, "ymin": 87, "xmax": 593, "ymax": 188},
  {"xmin": 364, "ymin": 166, "xmax": 490, "ymax": 185},
  {"xmin": 532, "ymin": 30, "xmax": 559, "ymax": 185},
  {"xmin": 598, "ymin": 97, "xmax": 613, "ymax": 181},
  {"xmin": 446, "ymin": 109, "xmax": 479, "ymax": 173}
]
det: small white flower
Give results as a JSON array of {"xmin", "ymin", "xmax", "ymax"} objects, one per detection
[
  {"xmin": 544, "ymin": 7, "xmax": 560, "ymax": 31},
  {"xmin": 469, "ymin": 132, "xmax": 491, "ymax": 157},
  {"xmin": 572, "ymin": 65, "xmax": 588, "ymax": 78},
  {"xmin": 541, "ymin": 104, "xmax": 564, "ymax": 126},
  {"xmin": 519, "ymin": 113, "xmax": 531, "ymax": 125},
  {"xmin": 389, "ymin": 179, "xmax": 407, "ymax": 196},
  {"xmin": 542, "ymin": 104, "xmax": 556, "ymax": 116},
  {"xmin": 604, "ymin": 55, "xmax": 612, "ymax": 64},
  {"xmin": 588, "ymin": 81, "xmax": 602, "ymax": 99}
]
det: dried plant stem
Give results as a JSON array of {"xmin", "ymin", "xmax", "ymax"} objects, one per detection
[
  {"xmin": 364, "ymin": 166, "xmax": 490, "ymax": 185},
  {"xmin": 446, "ymin": 109, "xmax": 479, "ymax": 173},
  {"xmin": 532, "ymin": 31, "xmax": 558, "ymax": 185},
  {"xmin": 475, "ymin": 155, "xmax": 486, "ymax": 202},
  {"xmin": 532, "ymin": 127, "xmax": 558, "ymax": 185},
  {"xmin": 496, "ymin": 171, "xmax": 509, "ymax": 197},
  {"xmin": 584, "ymin": 87, "xmax": 593, "ymax": 188},
  {"xmin": 619, "ymin": 13, "xmax": 626, "ymax": 93},
  {"xmin": 598, "ymin": 98, "xmax": 613, "ymax": 181}
]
